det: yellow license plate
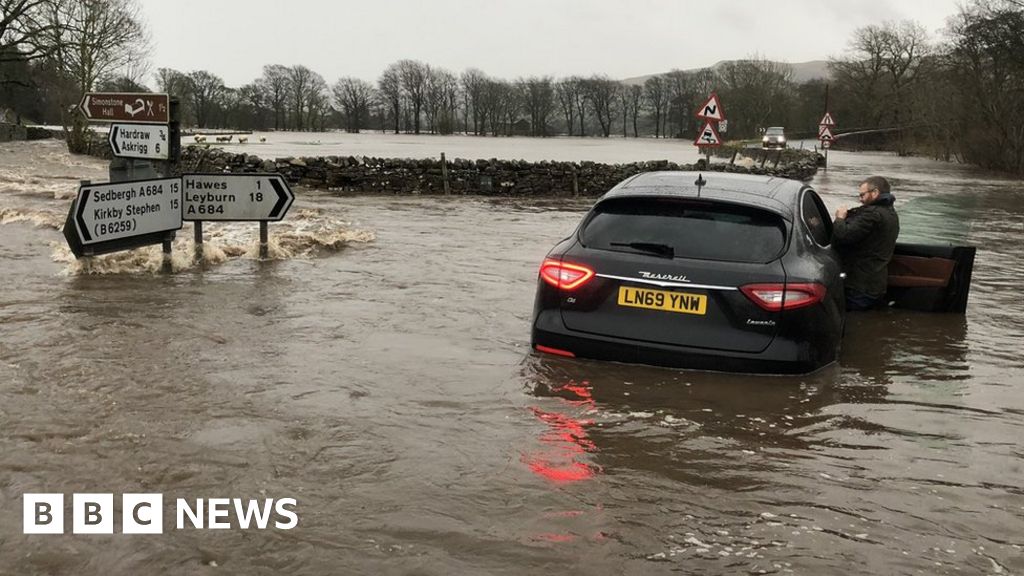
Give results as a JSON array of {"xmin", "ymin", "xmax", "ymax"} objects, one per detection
[{"xmin": 617, "ymin": 286, "xmax": 707, "ymax": 315}]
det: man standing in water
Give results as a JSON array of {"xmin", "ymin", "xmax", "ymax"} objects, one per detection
[{"xmin": 833, "ymin": 176, "xmax": 900, "ymax": 311}]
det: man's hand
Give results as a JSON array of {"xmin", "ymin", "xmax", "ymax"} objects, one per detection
[{"xmin": 835, "ymin": 207, "xmax": 848, "ymax": 220}]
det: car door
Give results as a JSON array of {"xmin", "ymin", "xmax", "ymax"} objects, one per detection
[{"xmin": 887, "ymin": 243, "xmax": 976, "ymax": 312}]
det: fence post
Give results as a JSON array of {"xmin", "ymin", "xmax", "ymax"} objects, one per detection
[{"xmin": 441, "ymin": 152, "xmax": 450, "ymax": 195}]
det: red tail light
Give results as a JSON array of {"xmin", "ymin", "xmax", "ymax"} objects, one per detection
[
  {"xmin": 539, "ymin": 259, "xmax": 595, "ymax": 290},
  {"xmin": 534, "ymin": 345, "xmax": 576, "ymax": 358},
  {"xmin": 740, "ymin": 282, "xmax": 826, "ymax": 311}
]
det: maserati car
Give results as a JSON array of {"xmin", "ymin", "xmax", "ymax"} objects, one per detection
[{"xmin": 531, "ymin": 171, "xmax": 844, "ymax": 374}]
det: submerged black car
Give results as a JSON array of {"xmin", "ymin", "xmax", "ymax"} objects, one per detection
[
  {"xmin": 531, "ymin": 171, "xmax": 975, "ymax": 374},
  {"xmin": 532, "ymin": 171, "xmax": 843, "ymax": 374}
]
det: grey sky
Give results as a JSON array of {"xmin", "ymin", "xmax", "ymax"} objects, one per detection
[{"xmin": 138, "ymin": 0, "xmax": 963, "ymax": 88}]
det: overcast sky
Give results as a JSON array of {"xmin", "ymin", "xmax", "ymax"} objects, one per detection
[{"xmin": 138, "ymin": 0, "xmax": 963, "ymax": 88}]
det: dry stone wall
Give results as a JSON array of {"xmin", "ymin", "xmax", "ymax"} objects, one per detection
[{"xmin": 180, "ymin": 146, "xmax": 823, "ymax": 197}]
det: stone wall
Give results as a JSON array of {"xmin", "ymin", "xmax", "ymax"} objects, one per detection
[
  {"xmin": 179, "ymin": 146, "xmax": 823, "ymax": 197},
  {"xmin": 0, "ymin": 123, "xmax": 27, "ymax": 142}
]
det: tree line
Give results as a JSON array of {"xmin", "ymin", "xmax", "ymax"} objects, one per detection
[{"xmin": 0, "ymin": 0, "xmax": 1021, "ymax": 174}]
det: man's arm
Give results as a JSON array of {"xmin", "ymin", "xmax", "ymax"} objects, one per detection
[{"xmin": 833, "ymin": 209, "xmax": 881, "ymax": 247}]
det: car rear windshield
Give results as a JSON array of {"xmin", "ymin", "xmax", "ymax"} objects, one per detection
[{"xmin": 580, "ymin": 197, "xmax": 787, "ymax": 263}]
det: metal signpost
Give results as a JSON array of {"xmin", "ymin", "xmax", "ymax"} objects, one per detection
[
  {"xmin": 694, "ymin": 93, "xmax": 725, "ymax": 164},
  {"xmin": 819, "ymin": 112, "xmax": 836, "ymax": 168},
  {"xmin": 109, "ymin": 124, "xmax": 170, "ymax": 160},
  {"xmin": 79, "ymin": 93, "xmax": 170, "ymax": 124},
  {"xmin": 181, "ymin": 173, "xmax": 295, "ymax": 259},
  {"xmin": 65, "ymin": 90, "xmax": 293, "ymax": 268},
  {"xmin": 63, "ymin": 178, "xmax": 182, "ymax": 263},
  {"xmin": 79, "ymin": 92, "xmax": 177, "ymax": 183}
]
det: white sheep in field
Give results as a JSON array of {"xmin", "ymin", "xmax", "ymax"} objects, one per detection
[
  {"xmin": 193, "ymin": 135, "xmax": 207, "ymax": 143},
  {"xmin": 238, "ymin": 136, "xmax": 248, "ymax": 143}
]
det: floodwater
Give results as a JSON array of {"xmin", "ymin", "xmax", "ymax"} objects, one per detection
[
  {"xmin": 197, "ymin": 130, "xmax": 714, "ymax": 164},
  {"xmin": 1, "ymin": 139, "xmax": 1022, "ymax": 575}
]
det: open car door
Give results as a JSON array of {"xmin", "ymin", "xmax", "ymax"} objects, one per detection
[{"xmin": 887, "ymin": 242, "xmax": 976, "ymax": 313}]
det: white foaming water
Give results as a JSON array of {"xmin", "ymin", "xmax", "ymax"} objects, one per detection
[
  {"xmin": 0, "ymin": 140, "xmax": 375, "ymax": 274},
  {"xmin": 50, "ymin": 212, "xmax": 375, "ymax": 275}
]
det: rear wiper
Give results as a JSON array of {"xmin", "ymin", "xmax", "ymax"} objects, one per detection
[{"xmin": 609, "ymin": 241, "xmax": 675, "ymax": 258}]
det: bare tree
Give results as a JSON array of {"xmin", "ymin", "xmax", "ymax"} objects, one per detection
[
  {"xmin": 215, "ymin": 87, "xmax": 239, "ymax": 129},
  {"xmin": 944, "ymin": 0, "xmax": 1024, "ymax": 173},
  {"xmin": 584, "ymin": 75, "xmax": 618, "ymax": 137},
  {"xmin": 287, "ymin": 65, "xmax": 315, "ymax": 130},
  {"xmin": 436, "ymin": 68, "xmax": 460, "ymax": 134},
  {"xmin": 569, "ymin": 75, "xmax": 588, "ymax": 136},
  {"xmin": 627, "ymin": 84, "xmax": 643, "ymax": 137},
  {"xmin": 461, "ymin": 67, "xmax": 487, "ymax": 134},
  {"xmin": 396, "ymin": 59, "xmax": 427, "ymax": 134},
  {"xmin": 304, "ymin": 72, "xmax": 329, "ymax": 131},
  {"xmin": 643, "ymin": 76, "xmax": 668, "ymax": 138},
  {"xmin": 555, "ymin": 77, "xmax": 578, "ymax": 136},
  {"xmin": 881, "ymin": 21, "xmax": 931, "ymax": 135},
  {"xmin": 619, "ymin": 84, "xmax": 627, "ymax": 137},
  {"xmin": 332, "ymin": 76, "xmax": 375, "ymax": 133},
  {"xmin": 717, "ymin": 56, "xmax": 794, "ymax": 137},
  {"xmin": 154, "ymin": 67, "xmax": 191, "ymax": 122},
  {"xmin": 378, "ymin": 63, "xmax": 401, "ymax": 133},
  {"xmin": 0, "ymin": 0, "xmax": 56, "ymax": 65},
  {"xmin": 44, "ymin": 0, "xmax": 148, "ymax": 152},
  {"xmin": 502, "ymin": 81, "xmax": 522, "ymax": 136},
  {"xmin": 829, "ymin": 25, "xmax": 891, "ymax": 128},
  {"xmin": 522, "ymin": 75, "xmax": 554, "ymax": 136},
  {"xmin": 187, "ymin": 70, "xmax": 224, "ymax": 129},
  {"xmin": 830, "ymin": 21, "xmax": 931, "ymax": 154},
  {"xmin": 481, "ymin": 78, "xmax": 509, "ymax": 136},
  {"xmin": 425, "ymin": 66, "xmax": 457, "ymax": 134},
  {"xmin": 261, "ymin": 64, "xmax": 290, "ymax": 130},
  {"xmin": 238, "ymin": 80, "xmax": 269, "ymax": 130}
]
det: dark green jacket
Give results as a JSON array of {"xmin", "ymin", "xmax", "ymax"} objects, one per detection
[{"xmin": 833, "ymin": 193, "xmax": 900, "ymax": 298}]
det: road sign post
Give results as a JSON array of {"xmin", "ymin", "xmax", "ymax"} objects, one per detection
[
  {"xmin": 181, "ymin": 174, "xmax": 294, "ymax": 222},
  {"xmin": 79, "ymin": 93, "xmax": 170, "ymax": 124},
  {"xmin": 694, "ymin": 93, "xmax": 726, "ymax": 166},
  {"xmin": 182, "ymin": 173, "xmax": 295, "ymax": 261},
  {"xmin": 818, "ymin": 115, "xmax": 836, "ymax": 169},
  {"xmin": 168, "ymin": 96, "xmax": 181, "ymax": 175},
  {"xmin": 63, "ymin": 177, "xmax": 183, "ymax": 259},
  {"xmin": 109, "ymin": 124, "xmax": 170, "ymax": 160}
]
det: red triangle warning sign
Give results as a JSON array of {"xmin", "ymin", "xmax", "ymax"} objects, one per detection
[
  {"xmin": 695, "ymin": 93, "xmax": 725, "ymax": 121},
  {"xmin": 694, "ymin": 121, "xmax": 722, "ymax": 147},
  {"xmin": 819, "ymin": 126, "xmax": 835, "ymax": 141},
  {"xmin": 819, "ymin": 112, "xmax": 836, "ymax": 126}
]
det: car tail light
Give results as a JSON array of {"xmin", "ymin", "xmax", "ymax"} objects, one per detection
[
  {"xmin": 539, "ymin": 259, "xmax": 595, "ymax": 290},
  {"xmin": 535, "ymin": 344, "xmax": 576, "ymax": 358},
  {"xmin": 740, "ymin": 282, "xmax": 826, "ymax": 311}
]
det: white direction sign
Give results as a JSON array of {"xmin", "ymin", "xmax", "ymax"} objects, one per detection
[
  {"xmin": 182, "ymin": 173, "xmax": 295, "ymax": 221},
  {"xmin": 73, "ymin": 178, "xmax": 182, "ymax": 245},
  {"xmin": 818, "ymin": 112, "xmax": 836, "ymax": 126},
  {"xmin": 695, "ymin": 93, "xmax": 726, "ymax": 121},
  {"xmin": 109, "ymin": 123, "xmax": 169, "ymax": 160}
]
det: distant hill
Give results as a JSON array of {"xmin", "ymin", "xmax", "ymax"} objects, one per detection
[{"xmin": 620, "ymin": 60, "xmax": 830, "ymax": 86}]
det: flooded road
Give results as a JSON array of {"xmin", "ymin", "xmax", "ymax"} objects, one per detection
[{"xmin": 1, "ymin": 140, "xmax": 1022, "ymax": 575}]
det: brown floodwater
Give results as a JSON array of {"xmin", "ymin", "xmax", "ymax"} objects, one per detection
[{"xmin": 0, "ymin": 140, "xmax": 1022, "ymax": 575}]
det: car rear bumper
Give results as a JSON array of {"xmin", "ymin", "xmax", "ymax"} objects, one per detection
[
  {"xmin": 531, "ymin": 310, "xmax": 831, "ymax": 375},
  {"xmin": 762, "ymin": 142, "xmax": 787, "ymax": 149}
]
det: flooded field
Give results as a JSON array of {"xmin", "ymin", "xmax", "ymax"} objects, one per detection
[
  {"xmin": 196, "ymin": 130, "xmax": 715, "ymax": 164},
  {"xmin": 0, "ymin": 139, "xmax": 1022, "ymax": 575}
]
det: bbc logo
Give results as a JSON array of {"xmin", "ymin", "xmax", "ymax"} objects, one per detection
[{"xmin": 24, "ymin": 494, "xmax": 162, "ymax": 534}]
